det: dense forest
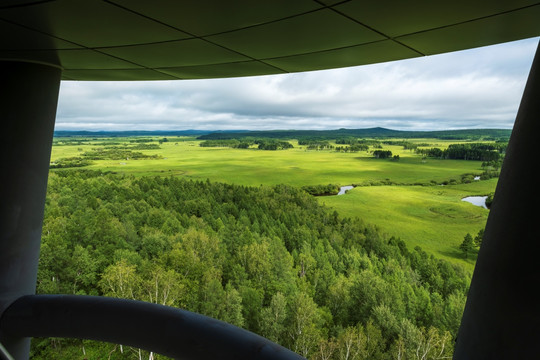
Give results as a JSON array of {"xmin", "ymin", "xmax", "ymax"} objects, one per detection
[
  {"xmin": 199, "ymin": 139, "xmax": 294, "ymax": 150},
  {"xmin": 416, "ymin": 143, "xmax": 507, "ymax": 161},
  {"xmin": 34, "ymin": 170, "xmax": 469, "ymax": 359}
]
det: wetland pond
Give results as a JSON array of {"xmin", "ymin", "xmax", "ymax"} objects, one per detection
[
  {"xmin": 462, "ymin": 196, "xmax": 488, "ymax": 209},
  {"xmin": 338, "ymin": 186, "xmax": 354, "ymax": 195}
]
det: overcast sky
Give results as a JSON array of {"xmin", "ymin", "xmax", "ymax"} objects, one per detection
[{"xmin": 55, "ymin": 37, "xmax": 539, "ymax": 132}]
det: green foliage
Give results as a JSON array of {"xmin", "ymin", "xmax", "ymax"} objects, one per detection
[
  {"xmin": 485, "ymin": 193, "xmax": 494, "ymax": 209},
  {"xmin": 334, "ymin": 144, "xmax": 369, "ymax": 152},
  {"xmin": 372, "ymin": 150, "xmax": 393, "ymax": 159},
  {"xmin": 35, "ymin": 171, "xmax": 469, "ymax": 359},
  {"xmin": 383, "ymin": 140, "xmax": 419, "ymax": 151},
  {"xmin": 50, "ymin": 157, "xmax": 93, "ymax": 169},
  {"xmin": 459, "ymin": 233, "xmax": 475, "ymax": 258},
  {"xmin": 298, "ymin": 140, "xmax": 332, "ymax": 150},
  {"xmin": 445, "ymin": 143, "xmax": 506, "ymax": 161},
  {"xmin": 256, "ymin": 139, "xmax": 294, "ymax": 150},
  {"xmin": 418, "ymin": 147, "xmax": 445, "ymax": 158},
  {"xmin": 199, "ymin": 138, "xmax": 293, "ymax": 150},
  {"xmin": 82, "ymin": 148, "xmax": 162, "ymax": 160},
  {"xmin": 199, "ymin": 139, "xmax": 247, "ymax": 148},
  {"xmin": 474, "ymin": 229, "xmax": 484, "ymax": 248},
  {"xmin": 417, "ymin": 143, "xmax": 506, "ymax": 161},
  {"xmin": 302, "ymin": 184, "xmax": 340, "ymax": 196},
  {"xmin": 130, "ymin": 143, "xmax": 161, "ymax": 150}
]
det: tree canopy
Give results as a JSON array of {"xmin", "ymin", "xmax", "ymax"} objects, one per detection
[{"xmin": 34, "ymin": 170, "xmax": 470, "ymax": 359}]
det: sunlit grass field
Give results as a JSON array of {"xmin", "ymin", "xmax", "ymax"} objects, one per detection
[
  {"xmin": 51, "ymin": 136, "xmax": 496, "ymax": 271},
  {"xmin": 319, "ymin": 180, "xmax": 495, "ymax": 269},
  {"xmin": 52, "ymin": 138, "xmax": 487, "ymax": 186}
]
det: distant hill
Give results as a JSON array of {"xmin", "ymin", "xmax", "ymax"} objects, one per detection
[
  {"xmin": 197, "ymin": 127, "xmax": 512, "ymax": 140},
  {"xmin": 54, "ymin": 128, "xmax": 511, "ymax": 140}
]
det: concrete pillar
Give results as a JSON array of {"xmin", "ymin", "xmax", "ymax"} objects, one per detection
[
  {"xmin": 0, "ymin": 61, "xmax": 61, "ymax": 359},
  {"xmin": 454, "ymin": 42, "xmax": 540, "ymax": 358}
]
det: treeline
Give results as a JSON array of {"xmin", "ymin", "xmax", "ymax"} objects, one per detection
[
  {"xmin": 372, "ymin": 150, "xmax": 393, "ymax": 159},
  {"xmin": 49, "ymin": 157, "xmax": 93, "ymax": 169},
  {"xmin": 416, "ymin": 143, "xmax": 506, "ymax": 161},
  {"xmin": 90, "ymin": 143, "xmax": 162, "ymax": 150},
  {"xmin": 197, "ymin": 127, "xmax": 511, "ymax": 141},
  {"xmin": 81, "ymin": 148, "xmax": 161, "ymax": 161},
  {"xmin": 298, "ymin": 140, "xmax": 333, "ymax": 150},
  {"xmin": 129, "ymin": 138, "xmax": 155, "ymax": 143},
  {"xmin": 297, "ymin": 140, "xmax": 370, "ymax": 152},
  {"xmin": 301, "ymin": 183, "xmax": 340, "ymax": 196},
  {"xmin": 53, "ymin": 139, "xmax": 94, "ymax": 146},
  {"xmin": 51, "ymin": 147, "xmax": 162, "ymax": 169},
  {"xmin": 334, "ymin": 144, "xmax": 369, "ymax": 152},
  {"xmin": 334, "ymin": 138, "xmax": 377, "ymax": 153},
  {"xmin": 129, "ymin": 143, "xmax": 161, "ymax": 150},
  {"xmin": 199, "ymin": 139, "xmax": 252, "ymax": 148},
  {"xmin": 335, "ymin": 138, "xmax": 381, "ymax": 147},
  {"xmin": 199, "ymin": 139, "xmax": 293, "ymax": 150},
  {"xmin": 33, "ymin": 171, "xmax": 469, "ymax": 359},
  {"xmin": 353, "ymin": 172, "xmax": 491, "ymax": 187},
  {"xmin": 382, "ymin": 140, "xmax": 418, "ymax": 150},
  {"xmin": 255, "ymin": 139, "xmax": 293, "ymax": 150}
]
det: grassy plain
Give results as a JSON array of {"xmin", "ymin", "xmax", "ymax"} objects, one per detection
[
  {"xmin": 51, "ymin": 136, "xmax": 496, "ymax": 271},
  {"xmin": 52, "ymin": 138, "xmax": 486, "ymax": 185},
  {"xmin": 319, "ymin": 180, "xmax": 494, "ymax": 268}
]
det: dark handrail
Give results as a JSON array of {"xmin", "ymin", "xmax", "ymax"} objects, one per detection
[
  {"xmin": 0, "ymin": 342, "xmax": 15, "ymax": 360},
  {"xmin": 0, "ymin": 295, "xmax": 305, "ymax": 360}
]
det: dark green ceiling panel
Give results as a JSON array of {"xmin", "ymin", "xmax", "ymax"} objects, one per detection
[
  {"xmin": 159, "ymin": 61, "xmax": 286, "ymax": 79},
  {"xmin": 109, "ymin": 0, "xmax": 320, "ymax": 37},
  {"xmin": 0, "ymin": 49, "xmax": 60, "ymax": 68},
  {"xmin": 264, "ymin": 40, "xmax": 421, "ymax": 72},
  {"xmin": 100, "ymin": 39, "xmax": 249, "ymax": 68},
  {"xmin": 317, "ymin": 0, "xmax": 348, "ymax": 6},
  {"xmin": 206, "ymin": 9, "xmax": 384, "ymax": 59},
  {"xmin": 1, "ymin": 0, "xmax": 540, "ymax": 80},
  {"xmin": 398, "ymin": 5, "xmax": 540, "ymax": 55},
  {"xmin": 61, "ymin": 68, "xmax": 178, "ymax": 81},
  {"xmin": 57, "ymin": 50, "xmax": 143, "ymax": 70},
  {"xmin": 336, "ymin": 0, "xmax": 539, "ymax": 38},
  {"xmin": 0, "ymin": 49, "xmax": 140, "ymax": 69},
  {"xmin": 0, "ymin": 19, "xmax": 81, "ymax": 50},
  {"xmin": 0, "ymin": 1, "xmax": 39, "ymax": 8},
  {"xmin": 0, "ymin": 0, "xmax": 188, "ymax": 48}
]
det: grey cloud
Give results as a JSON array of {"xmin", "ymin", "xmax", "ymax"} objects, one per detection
[{"xmin": 55, "ymin": 38, "xmax": 539, "ymax": 131}]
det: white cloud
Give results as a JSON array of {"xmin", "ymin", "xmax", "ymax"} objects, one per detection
[{"xmin": 55, "ymin": 38, "xmax": 539, "ymax": 131}]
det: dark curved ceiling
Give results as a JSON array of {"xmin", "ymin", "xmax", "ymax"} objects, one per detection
[{"xmin": 2, "ymin": 0, "xmax": 540, "ymax": 80}]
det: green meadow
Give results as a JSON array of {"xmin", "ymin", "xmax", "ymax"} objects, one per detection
[
  {"xmin": 319, "ymin": 180, "xmax": 494, "ymax": 269},
  {"xmin": 51, "ymin": 136, "xmax": 497, "ymax": 271},
  {"xmin": 52, "ymin": 138, "xmax": 486, "ymax": 185}
]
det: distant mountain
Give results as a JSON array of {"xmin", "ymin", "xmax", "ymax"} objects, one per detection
[
  {"xmin": 197, "ymin": 127, "xmax": 512, "ymax": 140},
  {"xmin": 53, "ymin": 128, "xmax": 511, "ymax": 140}
]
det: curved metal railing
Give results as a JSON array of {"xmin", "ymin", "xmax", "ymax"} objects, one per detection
[{"xmin": 0, "ymin": 295, "xmax": 305, "ymax": 360}]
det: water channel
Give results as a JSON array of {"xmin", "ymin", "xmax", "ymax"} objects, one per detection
[
  {"xmin": 338, "ymin": 185, "xmax": 354, "ymax": 195},
  {"xmin": 462, "ymin": 196, "xmax": 488, "ymax": 209}
]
